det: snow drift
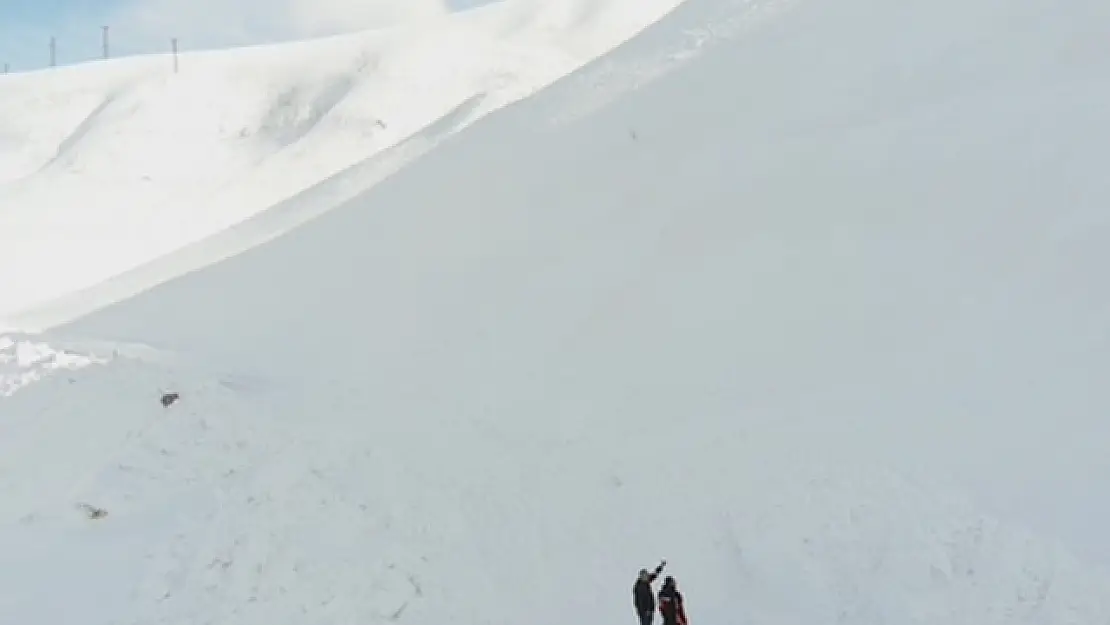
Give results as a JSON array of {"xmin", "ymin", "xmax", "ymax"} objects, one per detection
[{"xmin": 4, "ymin": 0, "xmax": 1110, "ymax": 623}]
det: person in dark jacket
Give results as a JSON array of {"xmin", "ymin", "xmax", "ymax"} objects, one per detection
[
  {"xmin": 658, "ymin": 576, "xmax": 687, "ymax": 625},
  {"xmin": 633, "ymin": 560, "xmax": 666, "ymax": 625}
]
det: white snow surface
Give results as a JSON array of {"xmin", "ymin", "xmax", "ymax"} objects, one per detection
[
  {"xmin": 0, "ymin": 0, "xmax": 684, "ymax": 321},
  {"xmin": 0, "ymin": 334, "xmax": 109, "ymax": 396},
  {"xmin": 5, "ymin": 0, "xmax": 1110, "ymax": 623}
]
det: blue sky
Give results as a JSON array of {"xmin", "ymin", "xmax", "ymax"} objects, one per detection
[
  {"xmin": 0, "ymin": 0, "xmax": 496, "ymax": 72},
  {"xmin": 1, "ymin": 0, "xmax": 105, "ymax": 70}
]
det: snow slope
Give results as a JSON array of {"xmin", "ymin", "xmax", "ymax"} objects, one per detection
[
  {"xmin": 0, "ymin": 0, "xmax": 685, "ymax": 321},
  {"xmin": 5, "ymin": 0, "xmax": 1110, "ymax": 623}
]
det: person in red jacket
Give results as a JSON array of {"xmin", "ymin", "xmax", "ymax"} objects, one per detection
[{"xmin": 657, "ymin": 576, "xmax": 688, "ymax": 625}]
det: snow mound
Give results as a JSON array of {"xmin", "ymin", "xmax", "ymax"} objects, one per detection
[{"xmin": 0, "ymin": 335, "xmax": 108, "ymax": 397}]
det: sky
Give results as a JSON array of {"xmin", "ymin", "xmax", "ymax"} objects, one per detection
[{"xmin": 0, "ymin": 0, "xmax": 497, "ymax": 73}]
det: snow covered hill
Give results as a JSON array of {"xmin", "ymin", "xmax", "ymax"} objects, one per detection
[
  {"xmin": 0, "ymin": 0, "xmax": 685, "ymax": 322},
  {"xmin": 4, "ymin": 0, "xmax": 1110, "ymax": 623}
]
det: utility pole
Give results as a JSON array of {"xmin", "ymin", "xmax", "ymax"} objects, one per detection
[
  {"xmin": 102, "ymin": 26, "xmax": 109, "ymax": 59},
  {"xmin": 49, "ymin": 36, "xmax": 56, "ymax": 67},
  {"xmin": 171, "ymin": 38, "xmax": 178, "ymax": 73},
  {"xmin": 3, "ymin": 63, "xmax": 8, "ymax": 74}
]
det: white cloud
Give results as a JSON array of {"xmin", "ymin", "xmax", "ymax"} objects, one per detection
[
  {"xmin": 107, "ymin": 0, "xmax": 453, "ymax": 53},
  {"xmin": 287, "ymin": 0, "xmax": 451, "ymax": 35}
]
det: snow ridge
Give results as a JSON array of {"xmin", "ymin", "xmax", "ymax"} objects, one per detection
[{"xmin": 0, "ymin": 0, "xmax": 688, "ymax": 321}]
